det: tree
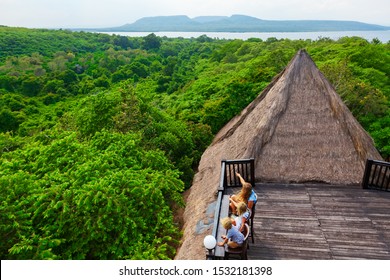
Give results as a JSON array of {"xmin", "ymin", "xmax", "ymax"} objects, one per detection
[
  {"xmin": 0, "ymin": 130, "xmax": 184, "ymax": 259},
  {"xmin": 94, "ymin": 75, "xmax": 111, "ymax": 88},
  {"xmin": 21, "ymin": 76, "xmax": 42, "ymax": 97},
  {"xmin": 43, "ymin": 79, "xmax": 65, "ymax": 94},
  {"xmin": 0, "ymin": 109, "xmax": 22, "ymax": 132},
  {"xmin": 0, "ymin": 75, "xmax": 19, "ymax": 92},
  {"xmin": 142, "ymin": 33, "xmax": 161, "ymax": 50},
  {"xmin": 75, "ymin": 91, "xmax": 120, "ymax": 137}
]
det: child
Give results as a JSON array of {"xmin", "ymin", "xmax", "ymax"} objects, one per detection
[
  {"xmin": 232, "ymin": 202, "xmax": 250, "ymax": 233},
  {"xmin": 217, "ymin": 217, "xmax": 245, "ymax": 248}
]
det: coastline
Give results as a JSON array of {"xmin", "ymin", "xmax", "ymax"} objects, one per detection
[{"xmin": 97, "ymin": 30, "xmax": 390, "ymax": 42}]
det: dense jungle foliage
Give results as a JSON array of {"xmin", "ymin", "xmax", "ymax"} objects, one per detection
[{"xmin": 0, "ymin": 27, "xmax": 389, "ymax": 259}]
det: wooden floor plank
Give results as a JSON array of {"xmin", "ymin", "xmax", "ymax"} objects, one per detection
[{"xmin": 234, "ymin": 183, "xmax": 390, "ymax": 260}]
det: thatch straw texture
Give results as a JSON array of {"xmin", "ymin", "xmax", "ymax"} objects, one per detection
[{"xmin": 175, "ymin": 49, "xmax": 383, "ymax": 260}]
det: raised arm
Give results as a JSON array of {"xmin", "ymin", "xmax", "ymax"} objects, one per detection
[{"xmin": 236, "ymin": 172, "xmax": 247, "ymax": 186}]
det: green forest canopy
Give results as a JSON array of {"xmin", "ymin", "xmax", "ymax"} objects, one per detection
[{"xmin": 0, "ymin": 27, "xmax": 389, "ymax": 259}]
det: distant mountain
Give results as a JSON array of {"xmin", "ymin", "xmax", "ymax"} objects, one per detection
[{"xmin": 92, "ymin": 15, "xmax": 389, "ymax": 32}]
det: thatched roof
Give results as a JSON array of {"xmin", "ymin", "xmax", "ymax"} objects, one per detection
[{"xmin": 175, "ymin": 49, "xmax": 383, "ymax": 260}]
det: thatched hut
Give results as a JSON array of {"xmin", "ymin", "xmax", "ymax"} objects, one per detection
[{"xmin": 175, "ymin": 49, "xmax": 383, "ymax": 260}]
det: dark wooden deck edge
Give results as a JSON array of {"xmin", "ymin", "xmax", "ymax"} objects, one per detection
[{"xmin": 228, "ymin": 183, "xmax": 390, "ymax": 260}]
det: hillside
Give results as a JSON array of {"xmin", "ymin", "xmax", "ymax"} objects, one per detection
[
  {"xmin": 92, "ymin": 15, "xmax": 390, "ymax": 32},
  {"xmin": 0, "ymin": 27, "xmax": 389, "ymax": 260}
]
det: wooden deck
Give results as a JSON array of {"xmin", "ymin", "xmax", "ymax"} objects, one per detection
[{"xmin": 229, "ymin": 183, "xmax": 390, "ymax": 259}]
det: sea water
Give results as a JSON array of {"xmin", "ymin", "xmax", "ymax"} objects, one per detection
[{"xmin": 99, "ymin": 30, "xmax": 390, "ymax": 42}]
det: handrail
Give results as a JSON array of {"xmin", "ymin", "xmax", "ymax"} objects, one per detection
[
  {"xmin": 223, "ymin": 158, "xmax": 255, "ymax": 188},
  {"xmin": 206, "ymin": 158, "xmax": 255, "ymax": 259},
  {"xmin": 210, "ymin": 161, "xmax": 226, "ymax": 247},
  {"xmin": 362, "ymin": 159, "xmax": 390, "ymax": 191}
]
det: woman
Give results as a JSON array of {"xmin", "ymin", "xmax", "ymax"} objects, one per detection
[{"xmin": 229, "ymin": 172, "xmax": 257, "ymax": 214}]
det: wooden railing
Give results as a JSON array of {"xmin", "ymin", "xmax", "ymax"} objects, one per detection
[
  {"xmin": 207, "ymin": 158, "xmax": 255, "ymax": 259},
  {"xmin": 362, "ymin": 159, "xmax": 390, "ymax": 192},
  {"xmin": 223, "ymin": 158, "xmax": 255, "ymax": 188}
]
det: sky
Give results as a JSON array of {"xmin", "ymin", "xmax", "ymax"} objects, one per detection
[{"xmin": 1, "ymin": 0, "xmax": 389, "ymax": 29}]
